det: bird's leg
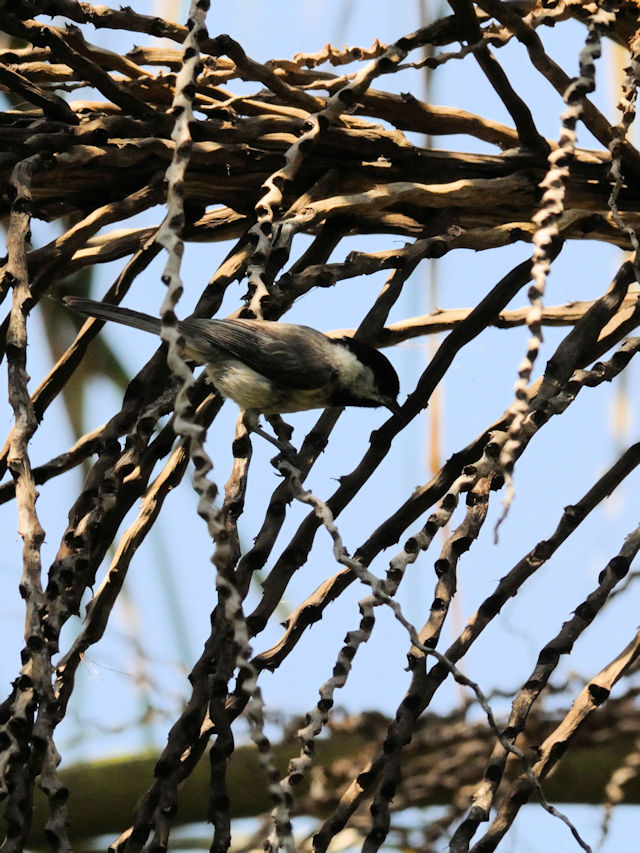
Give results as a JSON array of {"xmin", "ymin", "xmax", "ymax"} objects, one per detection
[
  {"xmin": 241, "ymin": 409, "xmax": 281, "ymax": 448},
  {"xmin": 241, "ymin": 411, "xmax": 298, "ymax": 465}
]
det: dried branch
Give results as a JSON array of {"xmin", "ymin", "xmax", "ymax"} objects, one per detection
[{"xmin": 1, "ymin": 3, "xmax": 640, "ymax": 851}]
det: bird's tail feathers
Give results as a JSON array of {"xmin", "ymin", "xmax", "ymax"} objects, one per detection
[{"xmin": 63, "ymin": 296, "xmax": 161, "ymax": 336}]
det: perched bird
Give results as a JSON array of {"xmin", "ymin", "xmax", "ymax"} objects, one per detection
[{"xmin": 64, "ymin": 297, "xmax": 401, "ymax": 419}]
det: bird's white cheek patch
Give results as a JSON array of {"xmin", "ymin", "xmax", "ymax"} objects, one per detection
[
  {"xmin": 330, "ymin": 345, "xmax": 363, "ymax": 384},
  {"xmin": 331, "ymin": 345, "xmax": 378, "ymax": 400}
]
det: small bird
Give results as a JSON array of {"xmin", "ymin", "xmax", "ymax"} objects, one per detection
[{"xmin": 64, "ymin": 297, "xmax": 402, "ymax": 420}]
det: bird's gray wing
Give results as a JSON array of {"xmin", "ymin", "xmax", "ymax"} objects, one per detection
[{"xmin": 179, "ymin": 318, "xmax": 336, "ymax": 390}]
